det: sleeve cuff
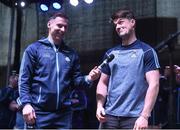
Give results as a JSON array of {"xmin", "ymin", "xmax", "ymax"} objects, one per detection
[{"xmin": 85, "ymin": 75, "xmax": 93, "ymax": 87}]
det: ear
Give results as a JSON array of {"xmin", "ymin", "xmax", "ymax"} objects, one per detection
[
  {"xmin": 131, "ymin": 19, "xmax": 135, "ymax": 24},
  {"xmin": 131, "ymin": 19, "xmax": 136, "ymax": 25},
  {"xmin": 47, "ymin": 21, "xmax": 51, "ymax": 28},
  {"xmin": 130, "ymin": 19, "xmax": 136, "ymax": 28}
]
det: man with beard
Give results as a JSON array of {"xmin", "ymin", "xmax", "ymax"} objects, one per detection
[{"xmin": 96, "ymin": 8, "xmax": 160, "ymax": 129}]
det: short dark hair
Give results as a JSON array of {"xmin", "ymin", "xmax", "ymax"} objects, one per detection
[
  {"xmin": 49, "ymin": 12, "xmax": 69, "ymax": 21},
  {"xmin": 9, "ymin": 74, "xmax": 18, "ymax": 84},
  {"xmin": 111, "ymin": 8, "xmax": 135, "ymax": 21}
]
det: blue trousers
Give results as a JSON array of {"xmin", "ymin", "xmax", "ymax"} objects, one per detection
[{"xmin": 29, "ymin": 108, "xmax": 73, "ymax": 129}]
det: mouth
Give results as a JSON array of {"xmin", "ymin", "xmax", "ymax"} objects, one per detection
[
  {"xmin": 117, "ymin": 28, "xmax": 125, "ymax": 33},
  {"xmin": 54, "ymin": 33, "xmax": 63, "ymax": 39},
  {"xmin": 57, "ymin": 32, "xmax": 64, "ymax": 36},
  {"xmin": 120, "ymin": 27, "xmax": 125, "ymax": 31}
]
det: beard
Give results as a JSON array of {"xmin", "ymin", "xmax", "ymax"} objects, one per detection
[
  {"xmin": 117, "ymin": 28, "xmax": 133, "ymax": 38},
  {"xmin": 118, "ymin": 31, "xmax": 128, "ymax": 38},
  {"xmin": 53, "ymin": 32, "xmax": 64, "ymax": 40}
]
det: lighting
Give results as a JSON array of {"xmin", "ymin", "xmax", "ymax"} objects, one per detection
[
  {"xmin": 69, "ymin": 0, "xmax": 79, "ymax": 7},
  {"xmin": 39, "ymin": 1, "xmax": 63, "ymax": 12},
  {"xmin": 84, "ymin": 0, "xmax": 93, "ymax": 4},
  {"xmin": 39, "ymin": 3, "xmax": 49, "ymax": 12},
  {"xmin": 52, "ymin": 2, "xmax": 62, "ymax": 10},
  {"xmin": 14, "ymin": 0, "xmax": 28, "ymax": 8},
  {"xmin": 20, "ymin": 1, "xmax": 26, "ymax": 7}
]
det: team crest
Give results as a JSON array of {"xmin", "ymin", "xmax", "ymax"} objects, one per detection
[
  {"xmin": 65, "ymin": 57, "xmax": 71, "ymax": 62},
  {"xmin": 131, "ymin": 50, "xmax": 137, "ymax": 58}
]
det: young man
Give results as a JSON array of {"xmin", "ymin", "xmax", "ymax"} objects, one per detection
[
  {"xmin": 18, "ymin": 12, "xmax": 100, "ymax": 129},
  {"xmin": 96, "ymin": 9, "xmax": 160, "ymax": 129}
]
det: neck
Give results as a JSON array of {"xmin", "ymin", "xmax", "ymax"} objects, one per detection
[
  {"xmin": 121, "ymin": 32, "xmax": 137, "ymax": 46},
  {"xmin": 48, "ymin": 35, "xmax": 62, "ymax": 46}
]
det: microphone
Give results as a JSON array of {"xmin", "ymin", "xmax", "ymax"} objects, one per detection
[{"xmin": 98, "ymin": 54, "xmax": 115, "ymax": 70}]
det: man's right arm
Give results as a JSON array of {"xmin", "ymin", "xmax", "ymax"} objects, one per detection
[
  {"xmin": 19, "ymin": 47, "xmax": 34, "ymax": 106},
  {"xmin": 19, "ymin": 46, "xmax": 36, "ymax": 125},
  {"xmin": 96, "ymin": 73, "xmax": 109, "ymax": 122}
]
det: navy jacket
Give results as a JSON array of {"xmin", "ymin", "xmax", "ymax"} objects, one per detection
[
  {"xmin": 0, "ymin": 86, "xmax": 18, "ymax": 128},
  {"xmin": 18, "ymin": 38, "xmax": 90, "ymax": 111}
]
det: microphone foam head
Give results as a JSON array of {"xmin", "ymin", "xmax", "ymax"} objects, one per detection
[{"xmin": 107, "ymin": 54, "xmax": 115, "ymax": 62}]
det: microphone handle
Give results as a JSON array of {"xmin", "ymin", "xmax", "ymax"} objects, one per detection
[{"xmin": 98, "ymin": 60, "xmax": 108, "ymax": 70}]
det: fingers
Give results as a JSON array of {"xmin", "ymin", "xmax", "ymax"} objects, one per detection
[
  {"xmin": 24, "ymin": 110, "xmax": 36, "ymax": 124},
  {"xmin": 133, "ymin": 116, "xmax": 148, "ymax": 130},
  {"xmin": 96, "ymin": 113, "xmax": 106, "ymax": 122},
  {"xmin": 33, "ymin": 110, "xmax": 37, "ymax": 119},
  {"xmin": 89, "ymin": 66, "xmax": 101, "ymax": 81},
  {"xmin": 93, "ymin": 66, "xmax": 98, "ymax": 69},
  {"xmin": 101, "ymin": 109, "xmax": 106, "ymax": 116},
  {"xmin": 134, "ymin": 124, "xmax": 147, "ymax": 130},
  {"xmin": 23, "ymin": 104, "xmax": 36, "ymax": 125},
  {"xmin": 133, "ymin": 122, "xmax": 136, "ymax": 130},
  {"xmin": 92, "ymin": 66, "xmax": 101, "ymax": 74},
  {"xmin": 24, "ymin": 112, "xmax": 36, "ymax": 124},
  {"xmin": 96, "ymin": 107, "xmax": 106, "ymax": 123}
]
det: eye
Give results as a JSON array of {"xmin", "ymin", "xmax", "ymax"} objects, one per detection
[
  {"xmin": 57, "ymin": 24, "xmax": 63, "ymax": 28},
  {"xmin": 117, "ymin": 20, "xmax": 124, "ymax": 24},
  {"xmin": 57, "ymin": 24, "xmax": 67, "ymax": 29}
]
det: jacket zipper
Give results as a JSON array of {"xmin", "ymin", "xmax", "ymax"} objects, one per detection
[
  {"xmin": 51, "ymin": 41, "xmax": 60, "ymax": 110},
  {"xmin": 56, "ymin": 49, "xmax": 60, "ymax": 109}
]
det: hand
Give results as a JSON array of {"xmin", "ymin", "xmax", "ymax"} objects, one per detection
[
  {"xmin": 167, "ymin": 65, "xmax": 180, "ymax": 84},
  {"xmin": 87, "ymin": 66, "xmax": 101, "ymax": 81},
  {"xmin": 9, "ymin": 100, "xmax": 19, "ymax": 111},
  {"xmin": 174, "ymin": 65, "xmax": 180, "ymax": 74},
  {"xmin": 96, "ymin": 106, "xmax": 106, "ymax": 123},
  {"xmin": 22, "ymin": 104, "xmax": 36, "ymax": 125},
  {"xmin": 133, "ymin": 116, "xmax": 148, "ymax": 130},
  {"xmin": 176, "ymin": 74, "xmax": 180, "ymax": 84}
]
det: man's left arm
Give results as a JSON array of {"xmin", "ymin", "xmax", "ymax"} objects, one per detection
[
  {"xmin": 72, "ymin": 53, "xmax": 100, "ymax": 87},
  {"xmin": 142, "ymin": 70, "xmax": 160, "ymax": 118},
  {"xmin": 134, "ymin": 69, "xmax": 160, "ymax": 129}
]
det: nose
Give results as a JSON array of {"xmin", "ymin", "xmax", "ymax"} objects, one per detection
[
  {"xmin": 116, "ymin": 23, "xmax": 122, "ymax": 29},
  {"xmin": 116, "ymin": 24, "xmax": 122, "ymax": 32}
]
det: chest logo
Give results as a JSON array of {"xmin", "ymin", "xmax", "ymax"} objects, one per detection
[
  {"xmin": 131, "ymin": 51, "xmax": 137, "ymax": 58},
  {"xmin": 65, "ymin": 57, "xmax": 71, "ymax": 62},
  {"xmin": 43, "ymin": 53, "xmax": 51, "ymax": 58}
]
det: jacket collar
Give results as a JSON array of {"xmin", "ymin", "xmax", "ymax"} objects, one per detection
[
  {"xmin": 38, "ymin": 37, "xmax": 66, "ymax": 50},
  {"xmin": 38, "ymin": 37, "xmax": 70, "ymax": 52}
]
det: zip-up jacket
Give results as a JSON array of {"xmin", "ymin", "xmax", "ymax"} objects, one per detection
[{"xmin": 18, "ymin": 38, "xmax": 90, "ymax": 111}]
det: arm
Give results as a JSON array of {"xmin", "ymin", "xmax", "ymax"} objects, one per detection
[
  {"xmin": 96, "ymin": 73, "xmax": 109, "ymax": 122},
  {"xmin": 174, "ymin": 65, "xmax": 180, "ymax": 84},
  {"xmin": 19, "ymin": 48, "xmax": 34, "ymax": 106},
  {"xmin": 134, "ymin": 69, "xmax": 160, "ymax": 129},
  {"xmin": 72, "ymin": 53, "xmax": 100, "ymax": 87},
  {"xmin": 19, "ymin": 46, "xmax": 36, "ymax": 125},
  {"xmin": 9, "ymin": 100, "xmax": 19, "ymax": 111},
  {"xmin": 141, "ymin": 69, "xmax": 160, "ymax": 118}
]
